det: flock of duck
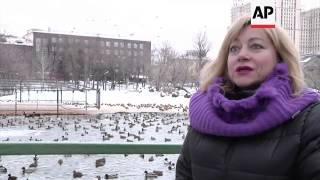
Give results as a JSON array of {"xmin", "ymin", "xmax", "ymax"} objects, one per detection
[{"xmin": 0, "ymin": 111, "xmax": 189, "ymax": 179}]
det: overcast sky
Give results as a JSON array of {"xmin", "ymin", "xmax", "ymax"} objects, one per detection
[{"xmin": 0, "ymin": 0, "xmax": 319, "ymax": 58}]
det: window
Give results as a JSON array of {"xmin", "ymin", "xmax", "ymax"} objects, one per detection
[
  {"xmin": 139, "ymin": 43, "xmax": 144, "ymax": 49},
  {"xmin": 51, "ymin": 37, "xmax": 56, "ymax": 43},
  {"xmin": 84, "ymin": 39, "xmax": 89, "ymax": 45},
  {"xmin": 134, "ymin": 43, "xmax": 138, "ymax": 49},
  {"xmin": 128, "ymin": 51, "xmax": 132, "ymax": 56},
  {"xmin": 133, "ymin": 51, "xmax": 137, "ymax": 56},
  {"xmin": 100, "ymin": 41, "xmax": 105, "ymax": 47},
  {"xmin": 43, "ymin": 38, "xmax": 48, "ymax": 45},
  {"xmin": 106, "ymin": 41, "xmax": 110, "ymax": 47},
  {"xmin": 36, "ymin": 38, "xmax": 41, "ymax": 45},
  {"xmin": 140, "ymin": 51, "xmax": 144, "ymax": 56},
  {"xmin": 114, "ymin": 41, "xmax": 118, "ymax": 47},
  {"xmin": 59, "ymin": 38, "xmax": 63, "ymax": 43},
  {"xmin": 106, "ymin": 49, "xmax": 111, "ymax": 55},
  {"xmin": 36, "ymin": 38, "xmax": 41, "ymax": 52},
  {"xmin": 120, "ymin": 42, "xmax": 124, "ymax": 48},
  {"xmin": 52, "ymin": 46, "xmax": 57, "ymax": 52},
  {"xmin": 68, "ymin": 38, "xmax": 73, "ymax": 44},
  {"xmin": 127, "ymin": 43, "xmax": 131, "ymax": 49}
]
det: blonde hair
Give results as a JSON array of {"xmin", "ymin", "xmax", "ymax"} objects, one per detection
[{"xmin": 200, "ymin": 16, "xmax": 304, "ymax": 96}]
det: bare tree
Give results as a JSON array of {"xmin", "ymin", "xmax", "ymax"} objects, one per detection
[
  {"xmin": 34, "ymin": 45, "xmax": 51, "ymax": 82},
  {"xmin": 193, "ymin": 31, "xmax": 211, "ymax": 73},
  {"xmin": 167, "ymin": 52, "xmax": 179, "ymax": 87},
  {"xmin": 175, "ymin": 56, "xmax": 197, "ymax": 89},
  {"xmin": 151, "ymin": 42, "xmax": 177, "ymax": 91}
]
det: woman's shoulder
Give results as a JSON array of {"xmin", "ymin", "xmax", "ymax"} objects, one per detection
[
  {"xmin": 299, "ymin": 101, "xmax": 320, "ymax": 144},
  {"xmin": 301, "ymin": 101, "xmax": 320, "ymax": 121}
]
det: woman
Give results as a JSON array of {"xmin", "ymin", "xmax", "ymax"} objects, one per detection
[{"xmin": 176, "ymin": 16, "xmax": 320, "ymax": 180}]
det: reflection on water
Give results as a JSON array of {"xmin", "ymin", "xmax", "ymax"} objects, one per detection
[{"xmin": 0, "ymin": 112, "xmax": 189, "ymax": 179}]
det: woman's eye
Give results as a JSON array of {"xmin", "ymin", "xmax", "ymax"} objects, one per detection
[
  {"xmin": 251, "ymin": 44, "xmax": 263, "ymax": 49},
  {"xmin": 229, "ymin": 46, "xmax": 239, "ymax": 53}
]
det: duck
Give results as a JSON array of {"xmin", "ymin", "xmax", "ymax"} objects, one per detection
[
  {"xmin": 0, "ymin": 165, "xmax": 7, "ymax": 173},
  {"xmin": 95, "ymin": 157, "xmax": 106, "ymax": 168},
  {"xmin": 144, "ymin": 171, "xmax": 158, "ymax": 178},
  {"xmin": 33, "ymin": 155, "xmax": 39, "ymax": 162},
  {"xmin": 22, "ymin": 166, "xmax": 36, "ymax": 174},
  {"xmin": 164, "ymin": 158, "xmax": 170, "ymax": 165},
  {"xmin": 139, "ymin": 154, "xmax": 145, "ymax": 159},
  {"xmin": 105, "ymin": 173, "xmax": 118, "ymax": 179},
  {"xmin": 73, "ymin": 170, "xmax": 83, "ymax": 178},
  {"xmin": 168, "ymin": 163, "xmax": 176, "ymax": 170},
  {"xmin": 29, "ymin": 161, "xmax": 37, "ymax": 168},
  {"xmin": 152, "ymin": 170, "xmax": 163, "ymax": 176},
  {"xmin": 126, "ymin": 139, "xmax": 133, "ymax": 142},
  {"xmin": 148, "ymin": 156, "xmax": 154, "ymax": 162},
  {"xmin": 102, "ymin": 135, "xmax": 110, "ymax": 141},
  {"xmin": 58, "ymin": 159, "xmax": 63, "ymax": 166},
  {"xmin": 8, "ymin": 174, "xmax": 17, "ymax": 180}
]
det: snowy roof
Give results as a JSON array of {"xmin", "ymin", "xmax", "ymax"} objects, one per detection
[
  {"xmin": 1, "ymin": 36, "xmax": 33, "ymax": 46},
  {"xmin": 31, "ymin": 30, "xmax": 151, "ymax": 43}
]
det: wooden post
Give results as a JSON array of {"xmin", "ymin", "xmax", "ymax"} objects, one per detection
[
  {"xmin": 19, "ymin": 80, "xmax": 22, "ymax": 102},
  {"xmin": 57, "ymin": 89, "xmax": 59, "ymax": 117},
  {"xmin": 14, "ymin": 88, "xmax": 17, "ymax": 116},
  {"xmin": 85, "ymin": 89, "xmax": 87, "ymax": 112},
  {"xmin": 96, "ymin": 89, "xmax": 100, "ymax": 110}
]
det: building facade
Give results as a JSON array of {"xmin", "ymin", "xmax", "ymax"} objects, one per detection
[
  {"xmin": 0, "ymin": 42, "xmax": 33, "ymax": 79},
  {"xmin": 300, "ymin": 7, "xmax": 320, "ymax": 55},
  {"xmin": 231, "ymin": 0, "xmax": 251, "ymax": 24},
  {"xmin": 32, "ymin": 31, "xmax": 151, "ymax": 81}
]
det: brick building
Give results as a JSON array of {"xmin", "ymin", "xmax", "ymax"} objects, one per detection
[
  {"xmin": 31, "ymin": 31, "xmax": 151, "ymax": 81},
  {"xmin": 0, "ymin": 42, "xmax": 33, "ymax": 79}
]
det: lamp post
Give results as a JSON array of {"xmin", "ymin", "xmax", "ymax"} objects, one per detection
[
  {"xmin": 115, "ymin": 68, "xmax": 119, "ymax": 90},
  {"xmin": 103, "ymin": 71, "xmax": 109, "ymax": 90}
]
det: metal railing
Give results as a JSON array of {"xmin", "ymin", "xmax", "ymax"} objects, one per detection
[{"xmin": 0, "ymin": 143, "xmax": 182, "ymax": 155}]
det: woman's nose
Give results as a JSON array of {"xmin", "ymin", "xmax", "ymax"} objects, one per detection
[{"xmin": 237, "ymin": 47, "xmax": 250, "ymax": 61}]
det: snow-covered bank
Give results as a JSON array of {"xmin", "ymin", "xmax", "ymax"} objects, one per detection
[{"xmin": 0, "ymin": 86, "xmax": 196, "ymax": 115}]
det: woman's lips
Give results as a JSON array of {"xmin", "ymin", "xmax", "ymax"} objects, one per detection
[{"xmin": 236, "ymin": 66, "xmax": 253, "ymax": 75}]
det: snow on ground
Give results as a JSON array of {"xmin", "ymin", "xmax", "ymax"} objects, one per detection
[{"xmin": 0, "ymin": 84, "xmax": 196, "ymax": 114}]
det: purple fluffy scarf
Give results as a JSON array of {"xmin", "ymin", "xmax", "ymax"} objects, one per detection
[{"xmin": 189, "ymin": 63, "xmax": 319, "ymax": 137}]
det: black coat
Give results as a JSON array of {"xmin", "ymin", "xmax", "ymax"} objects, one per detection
[{"xmin": 176, "ymin": 102, "xmax": 320, "ymax": 180}]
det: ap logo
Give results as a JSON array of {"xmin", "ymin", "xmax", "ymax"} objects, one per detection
[{"xmin": 251, "ymin": 0, "xmax": 276, "ymax": 28}]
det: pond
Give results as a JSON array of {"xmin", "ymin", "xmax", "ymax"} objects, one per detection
[{"xmin": 0, "ymin": 112, "xmax": 189, "ymax": 179}]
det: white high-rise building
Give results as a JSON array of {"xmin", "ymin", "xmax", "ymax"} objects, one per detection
[
  {"xmin": 231, "ymin": 0, "xmax": 301, "ymax": 49},
  {"xmin": 231, "ymin": 0, "xmax": 251, "ymax": 23},
  {"xmin": 300, "ymin": 7, "xmax": 320, "ymax": 55}
]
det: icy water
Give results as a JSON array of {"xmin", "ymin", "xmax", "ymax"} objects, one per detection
[{"xmin": 0, "ymin": 112, "xmax": 189, "ymax": 179}]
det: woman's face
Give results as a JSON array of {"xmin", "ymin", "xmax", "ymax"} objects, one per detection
[{"xmin": 227, "ymin": 27, "xmax": 278, "ymax": 89}]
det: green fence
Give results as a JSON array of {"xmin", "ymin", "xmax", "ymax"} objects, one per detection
[{"xmin": 0, "ymin": 143, "xmax": 182, "ymax": 155}]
